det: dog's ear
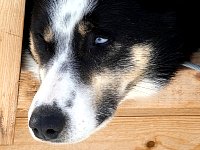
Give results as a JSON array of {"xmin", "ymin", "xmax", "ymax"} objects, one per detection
[
  {"xmin": 22, "ymin": 0, "xmax": 37, "ymax": 73},
  {"xmin": 21, "ymin": 49, "xmax": 39, "ymax": 79}
]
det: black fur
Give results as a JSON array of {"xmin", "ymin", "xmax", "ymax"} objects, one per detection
[{"xmin": 26, "ymin": 0, "xmax": 199, "ymax": 78}]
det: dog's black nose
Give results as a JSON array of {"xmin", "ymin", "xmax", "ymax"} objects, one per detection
[{"xmin": 29, "ymin": 105, "xmax": 66, "ymax": 140}]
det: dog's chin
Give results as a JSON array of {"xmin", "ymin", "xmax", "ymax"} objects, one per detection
[
  {"xmin": 28, "ymin": 115, "xmax": 114, "ymax": 144},
  {"xmin": 28, "ymin": 130, "xmax": 94, "ymax": 144},
  {"xmin": 28, "ymin": 127, "xmax": 92, "ymax": 144}
]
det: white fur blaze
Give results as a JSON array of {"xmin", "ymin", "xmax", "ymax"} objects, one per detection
[{"xmin": 28, "ymin": 0, "xmax": 98, "ymax": 143}]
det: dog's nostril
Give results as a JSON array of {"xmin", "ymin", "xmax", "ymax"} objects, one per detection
[
  {"xmin": 43, "ymin": 128, "xmax": 60, "ymax": 139},
  {"xmin": 46, "ymin": 129, "xmax": 57, "ymax": 135},
  {"xmin": 31, "ymin": 127, "xmax": 60, "ymax": 140},
  {"xmin": 33, "ymin": 128, "xmax": 39, "ymax": 134}
]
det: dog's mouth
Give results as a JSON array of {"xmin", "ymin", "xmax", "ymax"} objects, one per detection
[
  {"xmin": 28, "ymin": 101, "xmax": 117, "ymax": 143},
  {"xmin": 27, "ymin": 73, "xmax": 121, "ymax": 143},
  {"xmin": 27, "ymin": 57, "xmax": 126, "ymax": 143}
]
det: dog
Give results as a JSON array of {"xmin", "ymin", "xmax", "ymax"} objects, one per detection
[{"xmin": 23, "ymin": 0, "xmax": 200, "ymax": 143}]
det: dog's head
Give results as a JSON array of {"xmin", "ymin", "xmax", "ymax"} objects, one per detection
[{"xmin": 28, "ymin": 0, "xmax": 185, "ymax": 143}]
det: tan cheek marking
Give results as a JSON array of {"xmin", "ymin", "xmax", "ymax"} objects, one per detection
[
  {"xmin": 91, "ymin": 44, "xmax": 153, "ymax": 103},
  {"xmin": 30, "ymin": 32, "xmax": 41, "ymax": 65},
  {"xmin": 128, "ymin": 44, "xmax": 152, "ymax": 79},
  {"xmin": 91, "ymin": 71, "xmax": 118, "ymax": 103},
  {"xmin": 132, "ymin": 44, "xmax": 152, "ymax": 70},
  {"xmin": 119, "ymin": 44, "xmax": 152, "ymax": 88},
  {"xmin": 44, "ymin": 26, "xmax": 54, "ymax": 43},
  {"xmin": 91, "ymin": 71, "xmax": 137, "ymax": 104}
]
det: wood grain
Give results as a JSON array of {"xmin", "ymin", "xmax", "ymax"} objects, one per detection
[
  {"xmin": 0, "ymin": 0, "xmax": 25, "ymax": 36},
  {"xmin": 11, "ymin": 52, "xmax": 200, "ymax": 149},
  {"xmin": 1, "ymin": 117, "xmax": 200, "ymax": 150},
  {"xmin": 0, "ymin": 0, "xmax": 25, "ymax": 145}
]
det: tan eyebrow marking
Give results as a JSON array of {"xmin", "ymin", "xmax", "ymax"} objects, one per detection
[
  {"xmin": 44, "ymin": 26, "xmax": 54, "ymax": 43},
  {"xmin": 78, "ymin": 22, "xmax": 93, "ymax": 36}
]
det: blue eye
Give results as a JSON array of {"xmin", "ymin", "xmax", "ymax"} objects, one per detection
[{"xmin": 95, "ymin": 37, "xmax": 108, "ymax": 44}]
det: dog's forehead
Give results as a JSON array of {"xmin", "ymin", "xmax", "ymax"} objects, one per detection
[
  {"xmin": 48, "ymin": 0, "xmax": 97, "ymax": 35},
  {"xmin": 31, "ymin": 0, "xmax": 98, "ymax": 66}
]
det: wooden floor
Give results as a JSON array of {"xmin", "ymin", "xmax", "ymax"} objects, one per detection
[
  {"xmin": 0, "ymin": 52, "xmax": 199, "ymax": 149},
  {"xmin": 0, "ymin": 0, "xmax": 200, "ymax": 148}
]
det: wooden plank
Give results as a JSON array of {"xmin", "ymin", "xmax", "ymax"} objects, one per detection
[
  {"xmin": 0, "ymin": 0, "xmax": 25, "ymax": 145},
  {"xmin": 17, "ymin": 52, "xmax": 200, "ymax": 118},
  {"xmin": 116, "ymin": 69, "xmax": 200, "ymax": 116},
  {"xmin": 0, "ymin": 0, "xmax": 25, "ymax": 36},
  {"xmin": 1, "ymin": 117, "xmax": 200, "ymax": 150},
  {"xmin": 17, "ymin": 71, "xmax": 39, "ymax": 118}
]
